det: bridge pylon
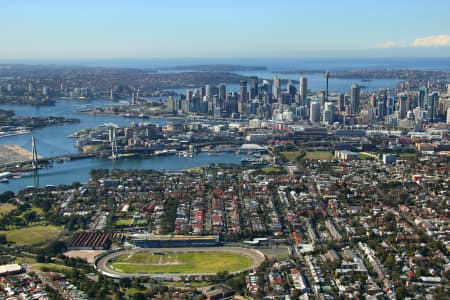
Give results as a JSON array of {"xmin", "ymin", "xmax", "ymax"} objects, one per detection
[{"xmin": 31, "ymin": 136, "xmax": 38, "ymax": 170}]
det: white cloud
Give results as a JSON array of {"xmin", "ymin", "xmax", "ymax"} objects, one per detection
[
  {"xmin": 375, "ymin": 41, "xmax": 399, "ymax": 48},
  {"xmin": 411, "ymin": 34, "xmax": 450, "ymax": 47}
]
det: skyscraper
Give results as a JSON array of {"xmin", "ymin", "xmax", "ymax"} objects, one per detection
[
  {"xmin": 273, "ymin": 77, "xmax": 281, "ymax": 100},
  {"xmin": 399, "ymin": 94, "xmax": 407, "ymax": 119},
  {"xmin": 218, "ymin": 84, "xmax": 226, "ymax": 103},
  {"xmin": 310, "ymin": 101, "xmax": 321, "ymax": 123},
  {"xmin": 429, "ymin": 92, "xmax": 439, "ymax": 122},
  {"xmin": 350, "ymin": 84, "xmax": 360, "ymax": 114},
  {"xmin": 325, "ymin": 71, "xmax": 330, "ymax": 102},
  {"xmin": 418, "ymin": 85, "xmax": 428, "ymax": 110},
  {"xmin": 299, "ymin": 77, "xmax": 308, "ymax": 104},
  {"xmin": 338, "ymin": 93, "xmax": 345, "ymax": 112},
  {"xmin": 239, "ymin": 80, "xmax": 248, "ymax": 103},
  {"xmin": 249, "ymin": 76, "xmax": 258, "ymax": 99},
  {"xmin": 323, "ymin": 102, "xmax": 335, "ymax": 124}
]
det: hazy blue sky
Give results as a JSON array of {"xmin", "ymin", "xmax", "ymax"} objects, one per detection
[{"xmin": 1, "ymin": 0, "xmax": 450, "ymax": 59}]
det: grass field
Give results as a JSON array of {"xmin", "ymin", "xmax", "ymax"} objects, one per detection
[
  {"xmin": 303, "ymin": 151, "xmax": 334, "ymax": 160},
  {"xmin": 115, "ymin": 218, "xmax": 133, "ymax": 226},
  {"xmin": 358, "ymin": 153, "xmax": 376, "ymax": 160},
  {"xmin": 399, "ymin": 153, "xmax": 417, "ymax": 159},
  {"xmin": 0, "ymin": 225, "xmax": 61, "ymax": 245},
  {"xmin": 280, "ymin": 151, "xmax": 303, "ymax": 162},
  {"xmin": 110, "ymin": 251, "xmax": 252, "ymax": 274},
  {"xmin": 32, "ymin": 263, "xmax": 73, "ymax": 272},
  {"xmin": 261, "ymin": 167, "xmax": 284, "ymax": 174},
  {"xmin": 0, "ymin": 203, "xmax": 16, "ymax": 218}
]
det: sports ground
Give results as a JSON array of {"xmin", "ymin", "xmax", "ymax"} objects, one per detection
[{"xmin": 96, "ymin": 247, "xmax": 265, "ymax": 279}]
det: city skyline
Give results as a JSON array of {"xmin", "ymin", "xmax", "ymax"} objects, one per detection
[{"xmin": 1, "ymin": 0, "xmax": 450, "ymax": 59}]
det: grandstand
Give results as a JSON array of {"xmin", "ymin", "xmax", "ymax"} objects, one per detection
[
  {"xmin": 68, "ymin": 232, "xmax": 111, "ymax": 250},
  {"xmin": 130, "ymin": 234, "xmax": 219, "ymax": 248}
]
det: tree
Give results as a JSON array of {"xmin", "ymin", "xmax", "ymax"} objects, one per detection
[
  {"xmin": 133, "ymin": 293, "xmax": 147, "ymax": 300},
  {"xmin": 119, "ymin": 277, "xmax": 131, "ymax": 288},
  {"xmin": 24, "ymin": 211, "xmax": 38, "ymax": 223}
]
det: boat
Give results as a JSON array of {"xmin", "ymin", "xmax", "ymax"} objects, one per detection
[{"xmin": 0, "ymin": 178, "xmax": 9, "ymax": 183}]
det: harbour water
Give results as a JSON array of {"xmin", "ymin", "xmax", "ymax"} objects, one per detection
[{"xmin": 0, "ymin": 99, "xmax": 250, "ymax": 193}]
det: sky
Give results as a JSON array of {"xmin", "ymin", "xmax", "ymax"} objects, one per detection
[{"xmin": 1, "ymin": 0, "xmax": 450, "ymax": 59}]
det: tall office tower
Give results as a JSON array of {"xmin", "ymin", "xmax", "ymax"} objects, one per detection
[
  {"xmin": 447, "ymin": 107, "xmax": 450, "ymax": 124},
  {"xmin": 299, "ymin": 77, "xmax": 308, "ymax": 103},
  {"xmin": 350, "ymin": 83, "xmax": 360, "ymax": 114},
  {"xmin": 249, "ymin": 76, "xmax": 258, "ymax": 99},
  {"xmin": 388, "ymin": 97, "xmax": 396, "ymax": 115},
  {"xmin": 325, "ymin": 71, "xmax": 330, "ymax": 102},
  {"xmin": 294, "ymin": 93, "xmax": 302, "ymax": 106},
  {"xmin": 319, "ymin": 91, "xmax": 326, "ymax": 108},
  {"xmin": 262, "ymin": 79, "xmax": 271, "ymax": 94},
  {"xmin": 429, "ymin": 92, "xmax": 439, "ymax": 122},
  {"xmin": 310, "ymin": 101, "xmax": 321, "ymax": 123},
  {"xmin": 377, "ymin": 100, "xmax": 385, "ymax": 119},
  {"xmin": 418, "ymin": 85, "xmax": 428, "ymax": 110},
  {"xmin": 272, "ymin": 77, "xmax": 281, "ymax": 100},
  {"xmin": 131, "ymin": 92, "xmax": 136, "ymax": 105},
  {"xmin": 226, "ymin": 92, "xmax": 238, "ymax": 114},
  {"xmin": 218, "ymin": 84, "xmax": 226, "ymax": 103},
  {"xmin": 205, "ymin": 85, "xmax": 218, "ymax": 112},
  {"xmin": 212, "ymin": 95, "xmax": 219, "ymax": 111},
  {"xmin": 287, "ymin": 80, "xmax": 297, "ymax": 97},
  {"xmin": 186, "ymin": 90, "xmax": 193, "ymax": 102},
  {"xmin": 191, "ymin": 96, "xmax": 201, "ymax": 113},
  {"xmin": 338, "ymin": 93, "xmax": 345, "ymax": 112},
  {"xmin": 447, "ymin": 83, "xmax": 450, "ymax": 97},
  {"xmin": 166, "ymin": 96, "xmax": 177, "ymax": 112},
  {"xmin": 239, "ymin": 80, "xmax": 248, "ymax": 103},
  {"xmin": 370, "ymin": 94, "xmax": 377, "ymax": 108},
  {"xmin": 399, "ymin": 94, "xmax": 407, "ymax": 119},
  {"xmin": 200, "ymin": 86, "xmax": 206, "ymax": 99},
  {"xmin": 205, "ymin": 84, "xmax": 212, "ymax": 100},
  {"xmin": 323, "ymin": 102, "xmax": 335, "ymax": 124}
]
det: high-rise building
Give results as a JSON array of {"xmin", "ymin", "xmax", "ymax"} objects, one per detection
[
  {"xmin": 186, "ymin": 90, "xmax": 193, "ymax": 102},
  {"xmin": 338, "ymin": 93, "xmax": 345, "ymax": 112},
  {"xmin": 447, "ymin": 107, "xmax": 450, "ymax": 124},
  {"xmin": 299, "ymin": 77, "xmax": 308, "ymax": 104},
  {"xmin": 226, "ymin": 92, "xmax": 238, "ymax": 115},
  {"xmin": 370, "ymin": 94, "xmax": 377, "ymax": 108},
  {"xmin": 323, "ymin": 102, "xmax": 335, "ymax": 124},
  {"xmin": 205, "ymin": 84, "xmax": 212, "ymax": 100},
  {"xmin": 218, "ymin": 84, "xmax": 226, "ymax": 103},
  {"xmin": 166, "ymin": 96, "xmax": 177, "ymax": 112},
  {"xmin": 239, "ymin": 80, "xmax": 248, "ymax": 103},
  {"xmin": 249, "ymin": 76, "xmax": 258, "ymax": 99},
  {"xmin": 310, "ymin": 101, "xmax": 321, "ymax": 123},
  {"xmin": 262, "ymin": 80, "xmax": 271, "ymax": 94},
  {"xmin": 273, "ymin": 77, "xmax": 281, "ymax": 100},
  {"xmin": 350, "ymin": 84, "xmax": 360, "ymax": 114},
  {"xmin": 287, "ymin": 80, "xmax": 297, "ymax": 97},
  {"xmin": 418, "ymin": 85, "xmax": 428, "ymax": 110},
  {"xmin": 429, "ymin": 92, "xmax": 439, "ymax": 122},
  {"xmin": 399, "ymin": 94, "xmax": 407, "ymax": 119},
  {"xmin": 325, "ymin": 71, "xmax": 330, "ymax": 102}
]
